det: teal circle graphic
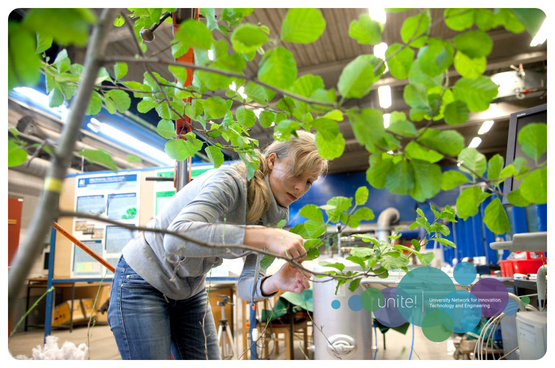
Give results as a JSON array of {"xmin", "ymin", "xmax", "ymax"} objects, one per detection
[
  {"xmin": 422, "ymin": 309, "xmax": 454, "ymax": 342},
  {"xmin": 331, "ymin": 300, "xmax": 341, "ymax": 310},
  {"xmin": 361, "ymin": 287, "xmax": 385, "ymax": 312},
  {"xmin": 397, "ymin": 267, "xmax": 457, "ymax": 327},
  {"xmin": 438, "ymin": 290, "xmax": 481, "ymax": 333},
  {"xmin": 348, "ymin": 295, "xmax": 362, "ymax": 311},
  {"xmin": 453, "ymin": 261, "xmax": 477, "ymax": 285},
  {"xmin": 503, "ymin": 300, "xmax": 519, "ymax": 316}
]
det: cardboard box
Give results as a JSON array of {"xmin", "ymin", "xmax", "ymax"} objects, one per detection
[
  {"xmin": 52, "ymin": 300, "xmax": 85, "ymax": 326},
  {"xmin": 80, "ymin": 299, "xmax": 97, "ymax": 319}
]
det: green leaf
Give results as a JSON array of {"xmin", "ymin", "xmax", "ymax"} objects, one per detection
[
  {"xmin": 483, "ymin": 197, "xmax": 511, "ymax": 235},
  {"xmin": 474, "ymin": 9, "xmax": 497, "ymax": 31},
  {"xmin": 174, "ymin": 19, "xmax": 213, "ymax": 50},
  {"xmin": 349, "ymin": 14, "xmax": 382, "ymax": 45},
  {"xmin": 487, "ymin": 154, "xmax": 504, "ymax": 182},
  {"xmin": 411, "ymin": 239, "xmax": 421, "ymax": 251},
  {"xmin": 235, "ymin": 107, "xmax": 257, "ymax": 129},
  {"xmin": 454, "ymin": 52, "xmax": 486, "ymax": 79},
  {"xmin": 443, "ymin": 100, "xmax": 470, "ymax": 125},
  {"xmin": 509, "ymin": 9, "xmax": 546, "ymax": 38},
  {"xmin": 507, "ymin": 189, "xmax": 531, "ymax": 207},
  {"xmin": 318, "ymin": 261, "xmax": 345, "ymax": 272},
  {"xmin": 385, "ymin": 159, "xmax": 414, "ymax": 195},
  {"xmin": 453, "ymin": 30, "xmax": 493, "ymax": 58},
  {"xmin": 417, "ymin": 38, "xmax": 454, "ymax": 77},
  {"xmin": 348, "ymin": 108, "xmax": 385, "ymax": 150},
  {"xmin": 409, "ymin": 159, "xmax": 442, "ymax": 202},
  {"xmin": 366, "ymin": 154, "xmax": 394, "ymax": 189},
  {"xmin": 348, "ymin": 207, "xmax": 375, "ymax": 228},
  {"xmin": 458, "ymin": 148, "xmax": 487, "ymax": 178},
  {"xmin": 305, "ymin": 220, "xmax": 326, "ymax": 238},
  {"xmin": 8, "ymin": 138, "xmax": 28, "ymax": 167},
  {"xmin": 431, "ymin": 223, "xmax": 450, "ymax": 236},
  {"xmin": 299, "ymin": 204, "xmax": 324, "ymax": 223},
  {"xmin": 495, "ymin": 9, "xmax": 525, "ymax": 33},
  {"xmin": 126, "ymin": 154, "xmax": 142, "ymax": 163},
  {"xmin": 517, "ymin": 123, "xmax": 547, "ymax": 161},
  {"xmin": 281, "ymin": 8, "xmax": 326, "ymax": 44},
  {"xmin": 258, "ymin": 47, "xmax": 297, "ymax": 90},
  {"xmin": 338, "ymin": 55, "xmax": 383, "ymax": 98},
  {"xmin": 36, "ymin": 33, "xmax": 53, "ymax": 54},
  {"xmin": 444, "ymin": 9, "xmax": 475, "ymax": 31},
  {"xmin": 346, "ymin": 256, "xmax": 367, "ymax": 271},
  {"xmin": 260, "ymin": 256, "xmax": 275, "ymax": 270},
  {"xmin": 351, "ymin": 247, "xmax": 375, "ymax": 258},
  {"xmin": 519, "ymin": 168, "xmax": 547, "ymax": 204},
  {"xmin": 8, "ymin": 22, "xmax": 42, "ymax": 90},
  {"xmin": 441, "ymin": 171, "xmax": 470, "ymax": 191},
  {"xmin": 165, "ymin": 139, "xmax": 189, "ymax": 161},
  {"xmin": 157, "ymin": 119, "xmax": 176, "ymax": 139},
  {"xmin": 114, "ymin": 62, "xmax": 128, "ymax": 80},
  {"xmin": 312, "ymin": 118, "xmax": 339, "ymax": 141},
  {"xmin": 315, "ymin": 132, "xmax": 345, "ymax": 160},
  {"xmin": 452, "ymin": 76, "xmax": 499, "ymax": 112},
  {"xmin": 243, "ymin": 82, "xmax": 269, "ymax": 105},
  {"xmin": 22, "ymin": 9, "xmax": 96, "ymax": 47},
  {"xmin": 203, "ymin": 96, "xmax": 228, "ymax": 119},
  {"xmin": 259, "ymin": 111, "xmax": 276, "ymax": 128},
  {"xmin": 85, "ymin": 92, "xmax": 103, "ymax": 116},
  {"xmin": 348, "ymin": 278, "xmax": 363, "ymax": 292},
  {"xmin": 401, "ymin": 11, "xmax": 431, "ymax": 47},
  {"xmin": 325, "ymin": 197, "xmax": 352, "ymax": 223},
  {"xmin": 386, "ymin": 43, "xmax": 415, "ymax": 80},
  {"xmin": 231, "ymin": 24, "xmax": 268, "ymax": 54},
  {"xmin": 48, "ymin": 85, "xmax": 64, "ymax": 108},
  {"xmin": 322, "ymin": 109, "xmax": 344, "ymax": 121},
  {"xmin": 405, "ymin": 141, "xmax": 444, "ymax": 163},
  {"xmin": 419, "ymin": 252, "xmax": 435, "ymax": 266},
  {"xmin": 104, "ymin": 90, "xmax": 131, "ymax": 114},
  {"xmin": 137, "ymin": 97, "xmax": 158, "ymax": 114},
  {"xmin": 435, "ymin": 237, "xmax": 456, "ymax": 248},
  {"xmin": 168, "ymin": 65, "xmax": 188, "ymax": 86},
  {"xmin": 417, "ymin": 129, "xmax": 465, "ymax": 156},
  {"xmin": 388, "ymin": 118, "xmax": 417, "ymax": 137},
  {"xmin": 355, "ymin": 186, "xmax": 369, "ymax": 206},
  {"xmin": 79, "ymin": 149, "xmax": 118, "ymax": 172},
  {"xmin": 404, "ymin": 83, "xmax": 429, "ymax": 109},
  {"xmin": 456, "ymin": 186, "xmax": 491, "ymax": 220},
  {"xmin": 206, "ymin": 145, "xmax": 224, "ymax": 168},
  {"xmin": 380, "ymin": 253, "xmax": 410, "ymax": 270}
]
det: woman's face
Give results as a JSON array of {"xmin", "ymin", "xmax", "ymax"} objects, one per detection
[{"xmin": 268, "ymin": 154, "xmax": 320, "ymax": 207}]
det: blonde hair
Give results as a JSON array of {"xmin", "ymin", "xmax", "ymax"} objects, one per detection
[{"xmin": 236, "ymin": 130, "xmax": 328, "ymax": 223}]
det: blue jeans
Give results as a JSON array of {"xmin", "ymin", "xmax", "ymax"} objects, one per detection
[{"xmin": 107, "ymin": 256, "xmax": 221, "ymax": 360}]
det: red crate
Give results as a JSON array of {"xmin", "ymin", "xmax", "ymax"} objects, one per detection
[{"xmin": 499, "ymin": 252, "xmax": 546, "ymax": 277}]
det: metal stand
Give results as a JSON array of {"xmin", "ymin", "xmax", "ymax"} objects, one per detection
[{"xmin": 217, "ymin": 295, "xmax": 237, "ymax": 359}]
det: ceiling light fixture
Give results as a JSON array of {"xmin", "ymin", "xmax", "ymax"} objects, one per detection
[
  {"xmin": 368, "ymin": 6, "xmax": 386, "ymax": 24},
  {"xmin": 373, "ymin": 42, "xmax": 389, "ymax": 73},
  {"xmin": 91, "ymin": 118, "xmax": 174, "ymax": 166},
  {"xmin": 378, "ymin": 85, "xmax": 392, "ymax": 109},
  {"xmin": 383, "ymin": 113, "xmax": 391, "ymax": 128},
  {"xmin": 468, "ymin": 137, "xmax": 482, "ymax": 148},
  {"xmin": 478, "ymin": 120, "xmax": 494, "ymax": 135},
  {"xmin": 530, "ymin": 20, "xmax": 547, "ymax": 47}
]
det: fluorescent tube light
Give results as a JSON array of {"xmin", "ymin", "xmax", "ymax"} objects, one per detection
[
  {"xmin": 383, "ymin": 113, "xmax": 391, "ymax": 128},
  {"xmin": 368, "ymin": 7, "xmax": 386, "ymax": 24},
  {"xmin": 373, "ymin": 42, "xmax": 388, "ymax": 73},
  {"xmin": 378, "ymin": 85, "xmax": 392, "ymax": 109},
  {"xmin": 468, "ymin": 137, "xmax": 482, "ymax": 148},
  {"xmin": 91, "ymin": 118, "xmax": 174, "ymax": 166},
  {"xmin": 13, "ymin": 87, "xmax": 68, "ymax": 120},
  {"xmin": 478, "ymin": 120, "xmax": 494, "ymax": 135}
]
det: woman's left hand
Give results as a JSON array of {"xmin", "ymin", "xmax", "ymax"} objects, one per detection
[{"xmin": 262, "ymin": 263, "xmax": 311, "ymax": 295}]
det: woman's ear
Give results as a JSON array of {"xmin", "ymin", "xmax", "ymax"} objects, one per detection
[{"xmin": 267, "ymin": 153, "xmax": 277, "ymax": 170}]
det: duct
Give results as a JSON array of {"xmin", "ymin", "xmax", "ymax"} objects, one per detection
[
  {"xmin": 376, "ymin": 207, "xmax": 400, "ymax": 241},
  {"xmin": 8, "ymin": 170, "xmax": 45, "ymax": 197},
  {"xmin": 10, "ymin": 156, "xmax": 81, "ymax": 178}
]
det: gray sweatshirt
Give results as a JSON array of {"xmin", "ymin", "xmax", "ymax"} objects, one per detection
[{"xmin": 122, "ymin": 164, "xmax": 287, "ymax": 301}]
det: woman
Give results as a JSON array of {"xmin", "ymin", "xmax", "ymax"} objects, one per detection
[{"xmin": 107, "ymin": 131, "xmax": 327, "ymax": 360}]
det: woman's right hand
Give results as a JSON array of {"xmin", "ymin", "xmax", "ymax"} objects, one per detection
[{"xmin": 245, "ymin": 226, "xmax": 306, "ymax": 262}]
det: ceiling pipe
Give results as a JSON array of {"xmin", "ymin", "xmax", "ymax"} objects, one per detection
[
  {"xmin": 376, "ymin": 207, "xmax": 400, "ymax": 241},
  {"xmin": 10, "ymin": 156, "xmax": 81, "ymax": 178}
]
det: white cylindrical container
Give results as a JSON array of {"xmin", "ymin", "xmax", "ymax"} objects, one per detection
[{"xmin": 313, "ymin": 258, "xmax": 373, "ymax": 360}]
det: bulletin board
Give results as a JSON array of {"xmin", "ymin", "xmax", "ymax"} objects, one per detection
[{"xmin": 55, "ymin": 168, "xmax": 163, "ymax": 279}]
